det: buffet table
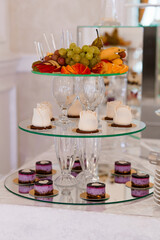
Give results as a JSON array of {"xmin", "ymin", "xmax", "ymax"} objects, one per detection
[{"xmin": 0, "ymin": 138, "xmax": 160, "ymax": 240}]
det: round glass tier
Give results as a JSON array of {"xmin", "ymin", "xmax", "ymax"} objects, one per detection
[
  {"xmin": 4, "ymin": 169, "xmax": 153, "ymax": 206},
  {"xmin": 19, "ymin": 119, "xmax": 146, "ymax": 138},
  {"xmin": 32, "ymin": 71, "xmax": 127, "ymax": 77}
]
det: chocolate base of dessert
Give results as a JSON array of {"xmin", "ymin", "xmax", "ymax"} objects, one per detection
[
  {"xmin": 18, "ymin": 180, "xmax": 34, "ymax": 184},
  {"xmin": 76, "ymin": 128, "xmax": 99, "ymax": 134},
  {"xmin": 72, "ymin": 166, "xmax": 82, "ymax": 171},
  {"xmin": 104, "ymin": 116, "xmax": 113, "ymax": 121},
  {"xmin": 67, "ymin": 115, "xmax": 80, "ymax": 118},
  {"xmin": 111, "ymin": 123, "xmax": 132, "ymax": 128},
  {"xmin": 51, "ymin": 117, "xmax": 55, "ymax": 121},
  {"xmin": 30, "ymin": 125, "xmax": 52, "ymax": 130},
  {"xmin": 87, "ymin": 193, "xmax": 105, "ymax": 199},
  {"xmin": 36, "ymin": 170, "xmax": 52, "ymax": 175},
  {"xmin": 115, "ymin": 170, "xmax": 131, "ymax": 175},
  {"xmin": 131, "ymin": 183, "xmax": 149, "ymax": 188},
  {"xmin": 34, "ymin": 190, "xmax": 53, "ymax": 196}
]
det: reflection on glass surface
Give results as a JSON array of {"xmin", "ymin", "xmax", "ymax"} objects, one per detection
[
  {"xmin": 18, "ymin": 185, "xmax": 34, "ymax": 194},
  {"xmin": 114, "ymin": 175, "xmax": 130, "ymax": 184},
  {"xmin": 131, "ymin": 188, "xmax": 149, "ymax": 198},
  {"xmin": 4, "ymin": 169, "xmax": 153, "ymax": 205},
  {"xmin": 59, "ymin": 188, "xmax": 73, "ymax": 203}
]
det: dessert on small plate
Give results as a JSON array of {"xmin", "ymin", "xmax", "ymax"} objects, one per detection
[
  {"xmin": 126, "ymin": 173, "xmax": 154, "ymax": 189},
  {"xmin": 67, "ymin": 99, "xmax": 83, "ymax": 118},
  {"xmin": 111, "ymin": 160, "xmax": 136, "ymax": 176},
  {"xmin": 13, "ymin": 169, "xmax": 36, "ymax": 185},
  {"xmin": 29, "ymin": 179, "xmax": 58, "ymax": 197},
  {"xmin": 111, "ymin": 105, "xmax": 133, "ymax": 128},
  {"xmin": 37, "ymin": 101, "xmax": 55, "ymax": 121},
  {"xmin": 30, "ymin": 104, "xmax": 52, "ymax": 130},
  {"xmin": 80, "ymin": 182, "xmax": 110, "ymax": 201},
  {"xmin": 75, "ymin": 110, "xmax": 99, "ymax": 134},
  {"xmin": 114, "ymin": 160, "xmax": 131, "ymax": 175},
  {"xmin": 104, "ymin": 100, "xmax": 122, "ymax": 120},
  {"xmin": 35, "ymin": 160, "xmax": 56, "ymax": 176}
]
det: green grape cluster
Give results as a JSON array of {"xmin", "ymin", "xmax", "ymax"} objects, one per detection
[{"xmin": 58, "ymin": 43, "xmax": 100, "ymax": 68}]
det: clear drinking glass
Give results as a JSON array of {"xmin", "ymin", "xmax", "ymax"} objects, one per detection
[
  {"xmin": 79, "ymin": 77, "xmax": 105, "ymax": 111},
  {"xmin": 52, "ymin": 77, "xmax": 75, "ymax": 126},
  {"xmin": 96, "ymin": 0, "xmax": 120, "ymax": 26},
  {"xmin": 76, "ymin": 138, "xmax": 101, "ymax": 189},
  {"xmin": 54, "ymin": 137, "xmax": 77, "ymax": 187}
]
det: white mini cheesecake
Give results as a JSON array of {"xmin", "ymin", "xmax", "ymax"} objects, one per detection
[
  {"xmin": 106, "ymin": 100, "xmax": 122, "ymax": 120},
  {"xmin": 112, "ymin": 105, "xmax": 132, "ymax": 127},
  {"xmin": 31, "ymin": 105, "xmax": 51, "ymax": 129},
  {"xmin": 37, "ymin": 101, "xmax": 53, "ymax": 120},
  {"xmin": 78, "ymin": 110, "xmax": 98, "ymax": 132},
  {"xmin": 68, "ymin": 99, "xmax": 83, "ymax": 118}
]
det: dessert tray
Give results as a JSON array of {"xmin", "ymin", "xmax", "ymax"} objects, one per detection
[
  {"xmin": 4, "ymin": 168, "xmax": 153, "ymax": 205},
  {"xmin": 19, "ymin": 119, "xmax": 146, "ymax": 138}
]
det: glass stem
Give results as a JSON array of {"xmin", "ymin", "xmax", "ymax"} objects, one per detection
[{"xmin": 61, "ymin": 108, "xmax": 67, "ymax": 120}]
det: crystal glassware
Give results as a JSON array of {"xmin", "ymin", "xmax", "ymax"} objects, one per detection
[
  {"xmin": 96, "ymin": 0, "xmax": 121, "ymax": 26},
  {"xmin": 54, "ymin": 137, "xmax": 77, "ymax": 187},
  {"xmin": 79, "ymin": 76, "xmax": 105, "ymax": 111},
  {"xmin": 76, "ymin": 138, "xmax": 101, "ymax": 189},
  {"xmin": 52, "ymin": 77, "xmax": 75, "ymax": 126}
]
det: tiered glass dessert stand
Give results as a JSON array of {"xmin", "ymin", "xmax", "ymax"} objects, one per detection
[{"xmin": 4, "ymin": 72, "xmax": 153, "ymax": 205}]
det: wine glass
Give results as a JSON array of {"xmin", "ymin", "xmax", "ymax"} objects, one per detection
[
  {"xmin": 54, "ymin": 137, "xmax": 77, "ymax": 187},
  {"xmin": 79, "ymin": 76, "xmax": 105, "ymax": 111},
  {"xmin": 52, "ymin": 77, "xmax": 75, "ymax": 126},
  {"xmin": 96, "ymin": 0, "xmax": 121, "ymax": 26},
  {"xmin": 76, "ymin": 138, "xmax": 101, "ymax": 189}
]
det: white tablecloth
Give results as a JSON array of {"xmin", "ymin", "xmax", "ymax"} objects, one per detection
[{"xmin": 0, "ymin": 138, "xmax": 160, "ymax": 240}]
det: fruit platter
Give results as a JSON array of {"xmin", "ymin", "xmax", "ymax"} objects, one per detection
[{"xmin": 32, "ymin": 30, "xmax": 128, "ymax": 76}]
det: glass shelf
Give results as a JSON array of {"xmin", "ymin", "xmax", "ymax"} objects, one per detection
[
  {"xmin": 78, "ymin": 25, "xmax": 144, "ymax": 28},
  {"xmin": 19, "ymin": 119, "xmax": 146, "ymax": 138},
  {"xmin": 32, "ymin": 71, "xmax": 127, "ymax": 77},
  {"xmin": 78, "ymin": 24, "xmax": 160, "ymax": 28},
  {"xmin": 4, "ymin": 169, "xmax": 153, "ymax": 206}
]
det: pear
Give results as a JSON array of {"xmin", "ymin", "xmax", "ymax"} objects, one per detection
[{"xmin": 91, "ymin": 29, "xmax": 103, "ymax": 49}]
